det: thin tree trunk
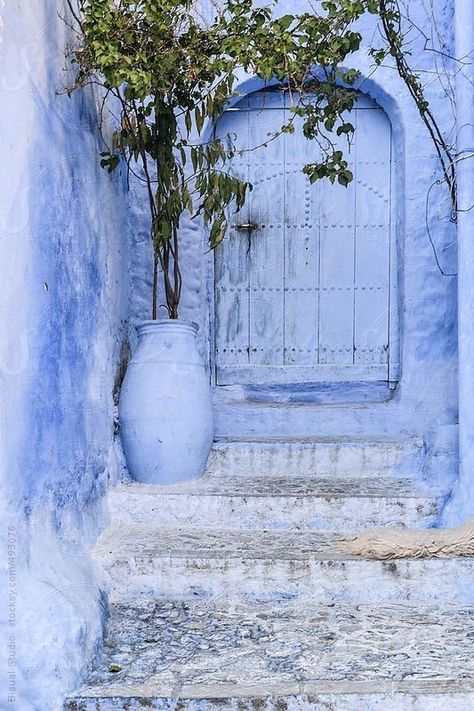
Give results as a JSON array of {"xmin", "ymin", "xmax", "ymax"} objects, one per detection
[{"xmin": 152, "ymin": 256, "xmax": 158, "ymax": 320}]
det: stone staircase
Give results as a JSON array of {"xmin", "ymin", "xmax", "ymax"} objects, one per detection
[{"xmin": 64, "ymin": 438, "xmax": 474, "ymax": 710}]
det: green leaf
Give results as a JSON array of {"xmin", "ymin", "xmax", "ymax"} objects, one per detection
[
  {"xmin": 337, "ymin": 169, "xmax": 353, "ymax": 187},
  {"xmin": 278, "ymin": 14, "xmax": 294, "ymax": 30},
  {"xmin": 191, "ymin": 147, "xmax": 198, "ymax": 173},
  {"xmin": 209, "ymin": 214, "xmax": 228, "ymax": 248},
  {"xmin": 336, "ymin": 122, "xmax": 354, "ymax": 136},
  {"xmin": 185, "ymin": 111, "xmax": 192, "ymax": 135},
  {"xmin": 195, "ymin": 105, "xmax": 204, "ymax": 134}
]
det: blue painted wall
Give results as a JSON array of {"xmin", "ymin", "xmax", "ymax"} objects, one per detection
[
  {"xmin": 0, "ymin": 0, "xmax": 467, "ymax": 707},
  {"xmin": 128, "ymin": 0, "xmax": 460, "ymax": 492},
  {"xmin": 0, "ymin": 1, "xmax": 129, "ymax": 707}
]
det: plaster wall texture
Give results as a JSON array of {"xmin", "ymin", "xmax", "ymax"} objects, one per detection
[
  {"xmin": 0, "ymin": 0, "xmax": 129, "ymax": 708},
  {"xmin": 127, "ymin": 0, "xmax": 460, "ymax": 496},
  {"xmin": 0, "ymin": 0, "xmax": 467, "ymax": 707},
  {"xmin": 443, "ymin": 0, "xmax": 474, "ymax": 525}
]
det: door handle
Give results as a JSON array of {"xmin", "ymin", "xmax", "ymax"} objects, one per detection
[{"xmin": 234, "ymin": 222, "xmax": 260, "ymax": 231}]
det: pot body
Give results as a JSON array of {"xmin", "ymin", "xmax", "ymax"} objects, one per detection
[{"xmin": 119, "ymin": 320, "xmax": 213, "ymax": 484}]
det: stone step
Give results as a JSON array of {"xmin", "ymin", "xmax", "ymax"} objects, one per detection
[
  {"xmin": 208, "ymin": 437, "xmax": 425, "ymax": 479},
  {"xmin": 94, "ymin": 526, "xmax": 474, "ymax": 604},
  {"xmin": 212, "ymin": 400, "xmax": 428, "ymax": 442},
  {"xmin": 64, "ymin": 598, "xmax": 474, "ymax": 710},
  {"xmin": 107, "ymin": 478, "xmax": 444, "ymax": 531},
  {"xmin": 65, "ymin": 683, "xmax": 474, "ymax": 710}
]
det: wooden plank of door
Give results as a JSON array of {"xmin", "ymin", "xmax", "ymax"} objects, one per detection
[
  {"xmin": 318, "ymin": 131, "xmax": 356, "ymax": 366},
  {"xmin": 217, "ymin": 363, "xmax": 388, "ymax": 384},
  {"xmin": 214, "ymin": 104, "xmax": 251, "ymax": 372},
  {"xmin": 247, "ymin": 92, "xmax": 286, "ymax": 367},
  {"xmin": 353, "ymin": 107, "xmax": 391, "ymax": 367},
  {"xmin": 283, "ymin": 110, "xmax": 321, "ymax": 367}
]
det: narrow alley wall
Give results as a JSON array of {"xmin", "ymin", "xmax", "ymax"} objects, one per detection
[{"xmin": 0, "ymin": 1, "xmax": 129, "ymax": 708}]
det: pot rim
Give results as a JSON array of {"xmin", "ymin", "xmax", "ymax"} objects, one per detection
[{"xmin": 136, "ymin": 319, "xmax": 199, "ymax": 337}]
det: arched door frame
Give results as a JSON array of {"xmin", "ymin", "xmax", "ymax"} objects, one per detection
[{"xmin": 201, "ymin": 68, "xmax": 402, "ymax": 393}]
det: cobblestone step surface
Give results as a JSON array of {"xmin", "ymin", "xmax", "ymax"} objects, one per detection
[
  {"xmin": 65, "ymin": 598, "xmax": 474, "ymax": 710},
  {"xmin": 94, "ymin": 525, "xmax": 474, "ymax": 604},
  {"xmin": 63, "ymin": 438, "xmax": 462, "ymax": 711}
]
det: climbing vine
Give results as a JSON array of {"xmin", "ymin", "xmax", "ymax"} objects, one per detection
[
  {"xmin": 64, "ymin": 0, "xmax": 456, "ymax": 317},
  {"xmin": 370, "ymin": 0, "xmax": 457, "ymax": 217}
]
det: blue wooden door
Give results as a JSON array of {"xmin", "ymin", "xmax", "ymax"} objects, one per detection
[{"xmin": 214, "ymin": 90, "xmax": 397, "ymax": 385}]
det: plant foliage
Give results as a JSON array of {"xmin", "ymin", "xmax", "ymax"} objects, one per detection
[
  {"xmin": 65, "ymin": 0, "xmax": 453, "ymax": 315},
  {"xmin": 65, "ymin": 0, "xmax": 379, "ymax": 317}
]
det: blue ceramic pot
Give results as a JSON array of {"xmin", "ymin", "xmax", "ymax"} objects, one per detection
[{"xmin": 119, "ymin": 320, "xmax": 213, "ymax": 484}]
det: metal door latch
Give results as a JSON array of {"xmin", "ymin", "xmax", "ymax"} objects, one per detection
[{"xmin": 234, "ymin": 222, "xmax": 260, "ymax": 231}]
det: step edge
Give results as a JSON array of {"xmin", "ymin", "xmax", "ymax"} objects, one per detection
[
  {"xmin": 65, "ymin": 678, "xmax": 474, "ymax": 701},
  {"xmin": 96, "ymin": 549, "xmax": 474, "ymax": 563},
  {"xmin": 212, "ymin": 436, "xmax": 425, "ymax": 445},
  {"xmin": 109, "ymin": 481, "xmax": 447, "ymax": 500}
]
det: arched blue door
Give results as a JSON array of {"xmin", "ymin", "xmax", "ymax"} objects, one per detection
[{"xmin": 214, "ymin": 90, "xmax": 397, "ymax": 385}]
